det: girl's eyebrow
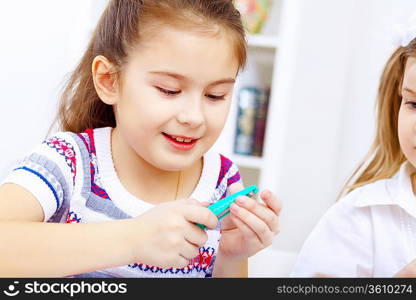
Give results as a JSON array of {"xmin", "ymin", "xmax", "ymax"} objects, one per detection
[
  {"xmin": 403, "ymin": 87, "xmax": 416, "ymax": 95},
  {"xmin": 149, "ymin": 71, "xmax": 235, "ymax": 86}
]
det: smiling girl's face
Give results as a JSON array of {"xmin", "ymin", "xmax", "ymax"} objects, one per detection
[
  {"xmin": 106, "ymin": 25, "xmax": 239, "ymax": 171},
  {"xmin": 398, "ymin": 57, "xmax": 416, "ymax": 168}
]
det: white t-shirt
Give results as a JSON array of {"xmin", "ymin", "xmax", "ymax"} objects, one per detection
[
  {"xmin": 291, "ymin": 162, "xmax": 416, "ymax": 277},
  {"xmin": 2, "ymin": 127, "xmax": 242, "ymax": 278}
]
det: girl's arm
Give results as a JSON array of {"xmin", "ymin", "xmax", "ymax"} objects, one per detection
[
  {"xmin": 394, "ymin": 259, "xmax": 416, "ymax": 277},
  {"xmin": 0, "ymin": 183, "xmax": 218, "ymax": 277},
  {"xmin": 212, "ymin": 251, "xmax": 247, "ymax": 277},
  {"xmin": 0, "ymin": 182, "xmax": 134, "ymax": 277},
  {"xmin": 0, "ymin": 219, "xmax": 134, "ymax": 277}
]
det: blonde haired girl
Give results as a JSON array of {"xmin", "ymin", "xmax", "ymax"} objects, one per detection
[{"xmin": 291, "ymin": 15, "xmax": 416, "ymax": 278}]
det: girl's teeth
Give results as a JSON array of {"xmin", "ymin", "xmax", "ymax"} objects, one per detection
[{"xmin": 169, "ymin": 134, "xmax": 194, "ymax": 143}]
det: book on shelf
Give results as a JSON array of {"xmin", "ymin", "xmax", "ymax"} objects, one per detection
[
  {"xmin": 252, "ymin": 87, "xmax": 270, "ymax": 157},
  {"xmin": 234, "ymin": 86, "xmax": 270, "ymax": 157}
]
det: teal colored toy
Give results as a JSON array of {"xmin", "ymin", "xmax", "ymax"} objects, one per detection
[{"xmin": 197, "ymin": 185, "xmax": 259, "ymax": 230}]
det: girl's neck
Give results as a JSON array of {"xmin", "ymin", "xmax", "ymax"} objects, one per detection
[{"xmin": 110, "ymin": 127, "xmax": 202, "ymax": 204}]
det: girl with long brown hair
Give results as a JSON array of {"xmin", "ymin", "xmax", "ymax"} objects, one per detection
[
  {"xmin": 291, "ymin": 14, "xmax": 416, "ymax": 277},
  {"xmin": 0, "ymin": 0, "xmax": 281, "ymax": 278}
]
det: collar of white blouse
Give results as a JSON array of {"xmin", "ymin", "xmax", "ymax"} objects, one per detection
[{"xmin": 353, "ymin": 161, "xmax": 416, "ymax": 219}]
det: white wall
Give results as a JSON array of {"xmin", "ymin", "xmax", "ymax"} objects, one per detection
[{"xmin": 0, "ymin": 0, "xmax": 103, "ymax": 180}]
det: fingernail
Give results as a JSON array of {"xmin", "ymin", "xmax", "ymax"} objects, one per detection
[
  {"xmin": 231, "ymin": 203, "xmax": 239, "ymax": 211},
  {"xmin": 236, "ymin": 197, "xmax": 244, "ymax": 204}
]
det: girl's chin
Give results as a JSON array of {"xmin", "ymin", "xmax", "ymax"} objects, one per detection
[
  {"xmin": 151, "ymin": 156, "xmax": 199, "ymax": 172},
  {"xmin": 169, "ymin": 158, "xmax": 199, "ymax": 170},
  {"xmin": 142, "ymin": 145, "xmax": 205, "ymax": 171}
]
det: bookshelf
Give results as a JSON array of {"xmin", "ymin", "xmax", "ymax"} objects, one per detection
[
  {"xmin": 210, "ymin": 0, "xmax": 298, "ymax": 276},
  {"xmin": 212, "ymin": 0, "xmax": 282, "ymax": 191}
]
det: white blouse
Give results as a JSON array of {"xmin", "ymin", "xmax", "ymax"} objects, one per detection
[{"xmin": 291, "ymin": 162, "xmax": 416, "ymax": 277}]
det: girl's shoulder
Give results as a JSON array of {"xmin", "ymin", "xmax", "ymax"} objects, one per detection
[
  {"xmin": 47, "ymin": 128, "xmax": 96, "ymax": 153},
  {"xmin": 38, "ymin": 129, "xmax": 97, "ymax": 176},
  {"xmin": 1, "ymin": 129, "xmax": 96, "ymax": 223},
  {"xmin": 341, "ymin": 176, "xmax": 398, "ymax": 209},
  {"xmin": 43, "ymin": 127, "xmax": 102, "ymax": 160},
  {"xmin": 320, "ymin": 177, "xmax": 395, "ymax": 230},
  {"xmin": 43, "ymin": 128, "xmax": 93, "ymax": 151},
  {"xmin": 18, "ymin": 127, "xmax": 100, "ymax": 193},
  {"xmin": 199, "ymin": 151, "xmax": 242, "ymax": 203},
  {"xmin": 217, "ymin": 153, "xmax": 240, "ymax": 185}
]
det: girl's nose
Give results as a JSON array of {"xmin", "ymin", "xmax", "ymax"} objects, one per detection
[{"xmin": 176, "ymin": 97, "xmax": 204, "ymax": 128}]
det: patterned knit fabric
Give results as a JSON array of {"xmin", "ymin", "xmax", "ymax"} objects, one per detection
[{"xmin": 2, "ymin": 127, "xmax": 241, "ymax": 278}]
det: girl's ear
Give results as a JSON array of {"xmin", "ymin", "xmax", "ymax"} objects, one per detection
[{"xmin": 92, "ymin": 55, "xmax": 119, "ymax": 105}]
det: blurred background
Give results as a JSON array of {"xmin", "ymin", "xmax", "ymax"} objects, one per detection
[{"xmin": 0, "ymin": 0, "xmax": 415, "ymax": 277}]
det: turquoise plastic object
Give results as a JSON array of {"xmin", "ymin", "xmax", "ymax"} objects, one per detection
[{"xmin": 197, "ymin": 185, "xmax": 259, "ymax": 230}]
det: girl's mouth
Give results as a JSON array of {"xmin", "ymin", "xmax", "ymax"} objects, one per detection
[{"xmin": 162, "ymin": 133, "xmax": 199, "ymax": 151}]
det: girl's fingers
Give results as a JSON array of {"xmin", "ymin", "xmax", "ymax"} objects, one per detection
[
  {"xmin": 185, "ymin": 225, "xmax": 208, "ymax": 247},
  {"xmin": 182, "ymin": 198, "xmax": 210, "ymax": 207},
  {"xmin": 230, "ymin": 203, "xmax": 274, "ymax": 247},
  {"xmin": 229, "ymin": 210, "xmax": 258, "ymax": 240},
  {"xmin": 177, "ymin": 255, "xmax": 192, "ymax": 268},
  {"xmin": 235, "ymin": 196, "xmax": 279, "ymax": 234},
  {"xmin": 394, "ymin": 259, "xmax": 416, "ymax": 277},
  {"xmin": 228, "ymin": 184, "xmax": 281, "ymax": 219},
  {"xmin": 179, "ymin": 202, "xmax": 218, "ymax": 230},
  {"xmin": 260, "ymin": 189, "xmax": 282, "ymax": 216},
  {"xmin": 225, "ymin": 184, "xmax": 281, "ymax": 235},
  {"xmin": 180, "ymin": 239, "xmax": 200, "ymax": 261},
  {"xmin": 227, "ymin": 182, "xmax": 245, "ymax": 196}
]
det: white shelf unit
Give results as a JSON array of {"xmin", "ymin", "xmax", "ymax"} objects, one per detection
[
  {"xmin": 211, "ymin": 0, "xmax": 301, "ymax": 276},
  {"xmin": 212, "ymin": 0, "xmax": 282, "ymax": 190},
  {"xmin": 232, "ymin": 154, "xmax": 263, "ymax": 169},
  {"xmin": 247, "ymin": 34, "xmax": 279, "ymax": 49},
  {"xmin": 222, "ymin": 0, "xmax": 401, "ymax": 277}
]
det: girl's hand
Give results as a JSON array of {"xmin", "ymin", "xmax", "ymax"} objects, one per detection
[
  {"xmin": 218, "ymin": 183, "xmax": 282, "ymax": 260},
  {"xmin": 394, "ymin": 259, "xmax": 416, "ymax": 277},
  {"xmin": 127, "ymin": 198, "xmax": 218, "ymax": 269}
]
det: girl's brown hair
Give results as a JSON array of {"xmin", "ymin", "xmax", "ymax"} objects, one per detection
[
  {"xmin": 339, "ymin": 38, "xmax": 416, "ymax": 198},
  {"xmin": 54, "ymin": 0, "xmax": 247, "ymax": 133}
]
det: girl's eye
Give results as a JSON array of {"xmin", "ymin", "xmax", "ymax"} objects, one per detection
[
  {"xmin": 206, "ymin": 94, "xmax": 226, "ymax": 101},
  {"xmin": 156, "ymin": 87, "xmax": 180, "ymax": 96},
  {"xmin": 156, "ymin": 87, "xmax": 225, "ymax": 100},
  {"xmin": 404, "ymin": 100, "xmax": 416, "ymax": 109}
]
